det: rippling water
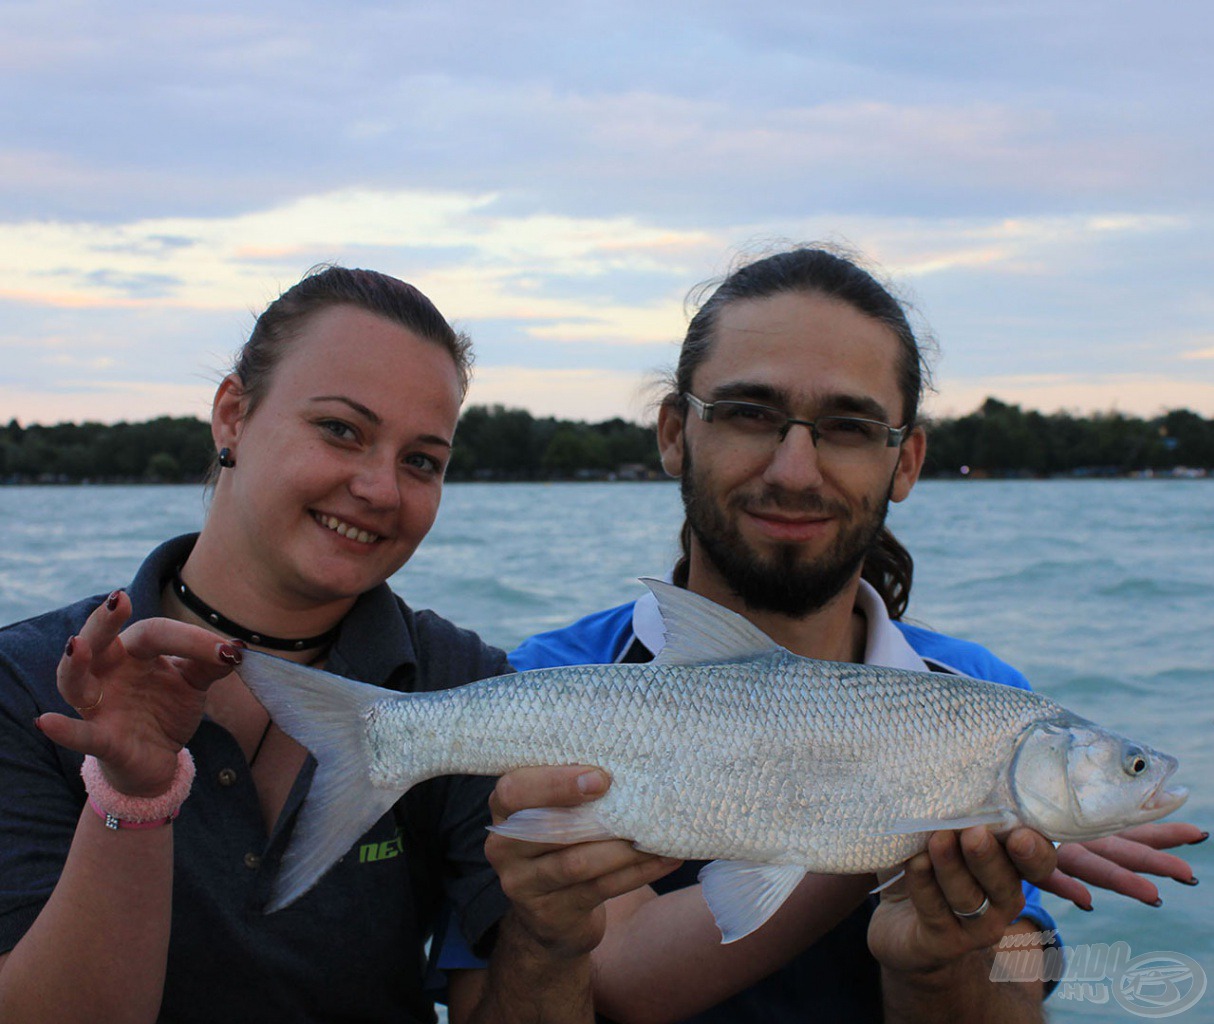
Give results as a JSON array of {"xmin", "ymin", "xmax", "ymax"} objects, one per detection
[{"xmin": 1, "ymin": 480, "xmax": 1210, "ymax": 1021}]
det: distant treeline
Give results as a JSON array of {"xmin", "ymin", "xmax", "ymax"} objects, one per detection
[
  {"xmin": 923, "ymin": 399, "xmax": 1214, "ymax": 478},
  {"xmin": 2, "ymin": 398, "xmax": 1213, "ymax": 484}
]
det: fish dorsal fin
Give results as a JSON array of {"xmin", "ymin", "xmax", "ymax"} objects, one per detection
[
  {"xmin": 697, "ymin": 859, "xmax": 807, "ymax": 943},
  {"xmin": 642, "ymin": 578, "xmax": 781, "ymax": 666}
]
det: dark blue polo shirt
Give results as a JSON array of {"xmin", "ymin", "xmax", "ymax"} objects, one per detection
[{"xmin": 0, "ymin": 535, "xmax": 510, "ymax": 1023}]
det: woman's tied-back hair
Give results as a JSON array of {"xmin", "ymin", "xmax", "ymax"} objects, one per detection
[
  {"xmin": 665, "ymin": 244, "xmax": 934, "ymax": 621},
  {"xmin": 235, "ymin": 264, "xmax": 473, "ymax": 420}
]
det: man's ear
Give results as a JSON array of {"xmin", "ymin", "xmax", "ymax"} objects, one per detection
[
  {"xmin": 657, "ymin": 402, "xmax": 686, "ymax": 478},
  {"xmin": 891, "ymin": 425, "xmax": 926, "ymax": 503},
  {"xmin": 211, "ymin": 374, "xmax": 249, "ymax": 454}
]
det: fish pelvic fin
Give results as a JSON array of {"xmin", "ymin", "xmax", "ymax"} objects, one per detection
[
  {"xmin": 697, "ymin": 860, "xmax": 807, "ymax": 944},
  {"xmin": 237, "ymin": 651, "xmax": 408, "ymax": 912},
  {"xmin": 641, "ymin": 579, "xmax": 781, "ymax": 666},
  {"xmin": 488, "ymin": 805, "xmax": 615, "ymax": 844}
]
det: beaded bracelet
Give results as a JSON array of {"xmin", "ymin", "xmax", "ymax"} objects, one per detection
[{"xmin": 81, "ymin": 748, "xmax": 196, "ymax": 830}]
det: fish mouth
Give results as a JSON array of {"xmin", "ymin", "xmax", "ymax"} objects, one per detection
[
  {"xmin": 1141, "ymin": 761, "xmax": 1188, "ymax": 815},
  {"xmin": 1142, "ymin": 783, "xmax": 1189, "ymax": 815}
]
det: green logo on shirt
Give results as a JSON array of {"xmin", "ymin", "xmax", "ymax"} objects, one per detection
[{"xmin": 358, "ymin": 827, "xmax": 403, "ymax": 863}]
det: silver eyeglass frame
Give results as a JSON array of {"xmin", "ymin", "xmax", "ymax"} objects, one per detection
[{"xmin": 682, "ymin": 392, "xmax": 908, "ymax": 448}]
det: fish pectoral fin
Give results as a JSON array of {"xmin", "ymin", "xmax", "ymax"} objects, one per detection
[
  {"xmin": 642, "ymin": 578, "xmax": 781, "ymax": 666},
  {"xmin": 879, "ymin": 806, "xmax": 1015, "ymax": 836},
  {"xmin": 487, "ymin": 805, "xmax": 615, "ymax": 844},
  {"xmin": 869, "ymin": 869, "xmax": 906, "ymax": 895},
  {"xmin": 696, "ymin": 860, "xmax": 806, "ymax": 944}
]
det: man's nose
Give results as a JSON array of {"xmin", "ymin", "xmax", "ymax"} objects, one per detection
[{"xmin": 762, "ymin": 422, "xmax": 825, "ymax": 490}]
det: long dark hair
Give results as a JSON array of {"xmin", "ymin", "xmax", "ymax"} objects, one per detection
[{"xmin": 665, "ymin": 245, "xmax": 932, "ymax": 620}]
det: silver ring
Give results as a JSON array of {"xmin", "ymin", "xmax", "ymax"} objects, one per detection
[{"xmin": 952, "ymin": 896, "xmax": 990, "ymax": 920}]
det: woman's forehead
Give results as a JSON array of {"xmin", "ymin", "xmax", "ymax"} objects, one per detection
[{"xmin": 263, "ymin": 307, "xmax": 462, "ymax": 419}]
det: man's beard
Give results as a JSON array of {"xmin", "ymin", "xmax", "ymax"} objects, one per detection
[{"xmin": 680, "ymin": 449, "xmax": 892, "ymax": 618}]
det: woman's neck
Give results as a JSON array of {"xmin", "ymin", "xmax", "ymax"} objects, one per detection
[{"xmin": 167, "ymin": 531, "xmax": 356, "ymax": 661}]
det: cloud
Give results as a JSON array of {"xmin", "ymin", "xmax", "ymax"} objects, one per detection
[
  {"xmin": 0, "ymin": 380, "xmax": 216, "ymax": 427},
  {"xmin": 465, "ymin": 366, "xmax": 659, "ymax": 423},
  {"xmin": 1, "ymin": 2, "xmax": 1210, "ymax": 428},
  {"xmin": 2, "ymin": 3, "xmax": 1208, "ymax": 225},
  {"xmin": 0, "ymin": 187, "xmax": 714, "ymax": 307},
  {"xmin": 2, "ymin": 194, "xmax": 1210, "ymax": 426},
  {"xmin": 928, "ymin": 373, "xmax": 1214, "ymax": 419}
]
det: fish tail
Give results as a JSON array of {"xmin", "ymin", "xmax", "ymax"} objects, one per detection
[{"xmin": 237, "ymin": 651, "xmax": 412, "ymax": 912}]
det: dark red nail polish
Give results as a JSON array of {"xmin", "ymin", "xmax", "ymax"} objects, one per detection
[
  {"xmin": 106, "ymin": 590, "xmax": 122, "ymax": 611},
  {"xmin": 229, "ymin": 639, "xmax": 248, "ymax": 650},
  {"xmin": 218, "ymin": 644, "xmax": 243, "ymax": 666},
  {"xmin": 64, "ymin": 636, "xmax": 75, "ymax": 657},
  {"xmin": 1079, "ymin": 902, "xmax": 1093, "ymax": 912},
  {"xmin": 1189, "ymin": 832, "xmax": 1209, "ymax": 846},
  {"xmin": 1180, "ymin": 877, "xmax": 1199, "ymax": 887},
  {"xmin": 1150, "ymin": 898, "xmax": 1163, "ymax": 908}
]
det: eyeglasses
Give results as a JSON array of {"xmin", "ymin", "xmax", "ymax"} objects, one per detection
[{"xmin": 683, "ymin": 392, "xmax": 907, "ymax": 460}]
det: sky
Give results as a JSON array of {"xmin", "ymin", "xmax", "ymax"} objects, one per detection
[{"xmin": 1, "ymin": 0, "xmax": 1211, "ymax": 427}]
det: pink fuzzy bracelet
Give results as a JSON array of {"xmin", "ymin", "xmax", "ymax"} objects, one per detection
[{"xmin": 81, "ymin": 748, "xmax": 195, "ymax": 830}]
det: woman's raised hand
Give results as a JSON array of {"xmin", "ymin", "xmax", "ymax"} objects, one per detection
[{"xmin": 36, "ymin": 590, "xmax": 238, "ymax": 797}]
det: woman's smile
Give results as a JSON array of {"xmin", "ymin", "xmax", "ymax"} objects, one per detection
[{"xmin": 311, "ymin": 511, "xmax": 382, "ymax": 546}]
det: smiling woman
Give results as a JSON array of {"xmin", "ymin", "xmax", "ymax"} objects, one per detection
[
  {"xmin": 0, "ymin": 266, "xmax": 653, "ymax": 1024},
  {"xmin": 195, "ymin": 302, "xmax": 464, "ymax": 633}
]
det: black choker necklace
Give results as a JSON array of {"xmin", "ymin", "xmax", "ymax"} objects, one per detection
[{"xmin": 171, "ymin": 568, "xmax": 340, "ymax": 652}]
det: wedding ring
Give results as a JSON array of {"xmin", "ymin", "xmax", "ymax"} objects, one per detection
[
  {"xmin": 72, "ymin": 690, "xmax": 104, "ymax": 714},
  {"xmin": 952, "ymin": 896, "xmax": 990, "ymax": 921}
]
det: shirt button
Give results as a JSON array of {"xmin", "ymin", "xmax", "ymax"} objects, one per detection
[
  {"xmin": 243, "ymin": 852, "xmax": 262, "ymax": 870},
  {"xmin": 217, "ymin": 768, "xmax": 238, "ymax": 787}
]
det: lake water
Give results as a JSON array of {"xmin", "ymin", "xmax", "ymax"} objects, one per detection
[{"xmin": 1, "ymin": 480, "xmax": 1211, "ymax": 1021}]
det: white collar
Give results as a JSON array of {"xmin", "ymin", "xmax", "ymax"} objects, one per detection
[
  {"xmin": 854, "ymin": 579, "xmax": 930, "ymax": 671},
  {"xmin": 628, "ymin": 578, "xmax": 929, "ymax": 672}
]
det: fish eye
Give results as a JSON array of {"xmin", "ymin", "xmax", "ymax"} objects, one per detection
[{"xmin": 1122, "ymin": 748, "xmax": 1149, "ymax": 776}]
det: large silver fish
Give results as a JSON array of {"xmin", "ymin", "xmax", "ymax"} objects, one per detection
[{"xmin": 237, "ymin": 580, "xmax": 1187, "ymax": 941}]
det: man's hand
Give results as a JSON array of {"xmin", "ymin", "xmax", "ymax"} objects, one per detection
[
  {"xmin": 868, "ymin": 827, "xmax": 1055, "ymax": 975},
  {"xmin": 484, "ymin": 765, "xmax": 681, "ymax": 958}
]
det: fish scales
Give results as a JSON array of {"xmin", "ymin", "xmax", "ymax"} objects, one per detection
[
  {"xmin": 237, "ymin": 578, "xmax": 1185, "ymax": 933},
  {"xmin": 365, "ymin": 650, "xmax": 1058, "ymax": 872}
]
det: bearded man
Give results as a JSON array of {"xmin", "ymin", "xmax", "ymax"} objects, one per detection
[{"xmin": 492, "ymin": 246, "xmax": 1201, "ymax": 1024}]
